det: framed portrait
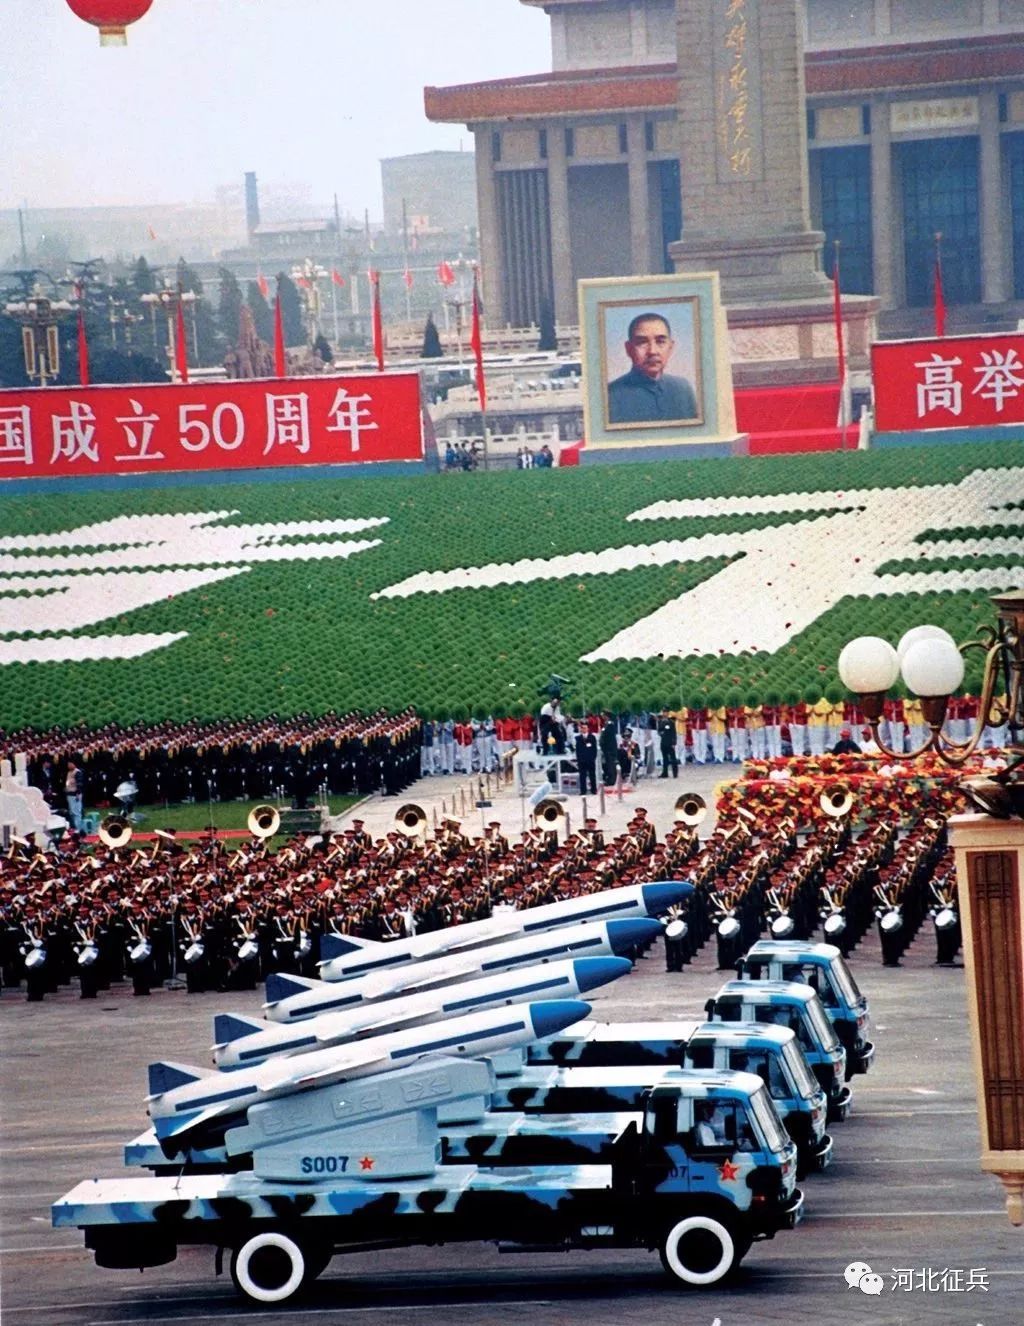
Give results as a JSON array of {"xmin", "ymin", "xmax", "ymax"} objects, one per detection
[{"xmin": 579, "ymin": 273, "xmax": 737, "ymax": 451}]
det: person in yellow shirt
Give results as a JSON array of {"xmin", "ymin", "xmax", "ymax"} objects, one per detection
[
  {"xmin": 707, "ymin": 697, "xmax": 728, "ymax": 764},
  {"xmin": 745, "ymin": 700, "xmax": 766, "ymax": 759},
  {"xmin": 903, "ymin": 696, "xmax": 927, "ymax": 752},
  {"xmin": 807, "ymin": 693, "xmax": 832, "ymax": 756}
]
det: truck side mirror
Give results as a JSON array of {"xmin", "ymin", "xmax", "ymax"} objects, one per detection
[{"xmin": 704, "ymin": 997, "xmax": 715, "ymax": 1017}]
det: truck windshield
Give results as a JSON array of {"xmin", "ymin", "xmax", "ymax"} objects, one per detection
[
  {"xmin": 747, "ymin": 1084, "xmax": 790, "ymax": 1154},
  {"xmin": 830, "ymin": 956, "xmax": 863, "ymax": 1008},
  {"xmin": 806, "ymin": 997, "xmax": 841, "ymax": 1052},
  {"xmin": 783, "ymin": 1039, "xmax": 821, "ymax": 1100}
]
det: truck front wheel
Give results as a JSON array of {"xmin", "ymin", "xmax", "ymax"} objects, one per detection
[
  {"xmin": 659, "ymin": 1215, "xmax": 737, "ymax": 1287},
  {"xmin": 230, "ymin": 1231, "xmax": 309, "ymax": 1304}
]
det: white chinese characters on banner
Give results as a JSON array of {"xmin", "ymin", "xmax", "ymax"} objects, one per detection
[
  {"xmin": 916, "ymin": 347, "xmax": 1024, "ymax": 420},
  {"xmin": 326, "ymin": 387, "xmax": 379, "ymax": 453},
  {"xmin": 265, "ymin": 393, "xmax": 311, "ymax": 455},
  {"xmin": 0, "ymin": 406, "xmax": 32, "ymax": 465},
  {"xmin": 51, "ymin": 401, "xmax": 98, "ymax": 464},
  {"xmin": 115, "ymin": 399, "xmax": 164, "ymax": 463}
]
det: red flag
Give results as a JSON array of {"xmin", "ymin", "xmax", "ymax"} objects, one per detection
[
  {"xmin": 295, "ymin": 276, "xmax": 311, "ymax": 290},
  {"xmin": 147, "ymin": 224, "xmax": 157, "ymax": 241},
  {"xmin": 273, "ymin": 293, "xmax": 286, "ymax": 376},
  {"xmin": 257, "ymin": 272, "xmax": 269, "ymax": 300},
  {"xmin": 331, "ymin": 269, "xmax": 345, "ymax": 288},
  {"xmin": 437, "ymin": 260, "xmax": 455, "ymax": 287},
  {"xmin": 934, "ymin": 245, "xmax": 946, "ymax": 337},
  {"xmin": 370, "ymin": 269, "xmax": 384, "ymax": 371},
  {"xmin": 402, "ymin": 266, "xmax": 413, "ymax": 290},
  {"xmin": 75, "ymin": 286, "xmax": 90, "ymax": 386},
  {"xmin": 175, "ymin": 297, "xmax": 189, "ymax": 384},
  {"xmin": 470, "ymin": 269, "xmax": 486, "ymax": 413}
]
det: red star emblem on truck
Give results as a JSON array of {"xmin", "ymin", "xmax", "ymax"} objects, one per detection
[
  {"xmin": 719, "ymin": 1159, "xmax": 739, "ymax": 1182},
  {"xmin": 359, "ymin": 1156, "xmax": 374, "ymax": 1171}
]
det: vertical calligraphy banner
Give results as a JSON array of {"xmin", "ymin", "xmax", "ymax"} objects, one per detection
[{"xmin": 713, "ymin": 0, "xmax": 765, "ymax": 184}]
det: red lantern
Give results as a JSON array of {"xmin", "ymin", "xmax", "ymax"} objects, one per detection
[{"xmin": 65, "ymin": 0, "xmax": 154, "ymax": 46}]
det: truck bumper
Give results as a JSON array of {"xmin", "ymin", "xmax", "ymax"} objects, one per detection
[
  {"xmin": 813, "ymin": 1132, "xmax": 834, "ymax": 1172},
  {"xmin": 827, "ymin": 1085, "xmax": 852, "ymax": 1123},
  {"xmin": 850, "ymin": 1039, "xmax": 875, "ymax": 1075},
  {"xmin": 781, "ymin": 1188, "xmax": 805, "ymax": 1229}
]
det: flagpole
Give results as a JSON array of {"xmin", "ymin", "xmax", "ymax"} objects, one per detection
[{"xmin": 832, "ymin": 240, "xmax": 849, "ymax": 452}]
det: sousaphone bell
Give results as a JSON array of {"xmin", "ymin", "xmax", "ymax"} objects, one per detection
[
  {"xmin": 533, "ymin": 798, "xmax": 566, "ymax": 827},
  {"xmin": 395, "ymin": 803, "xmax": 428, "ymax": 838},
  {"xmin": 247, "ymin": 805, "xmax": 281, "ymax": 840},
  {"xmin": 673, "ymin": 792, "xmax": 707, "ymax": 827},
  {"xmin": 98, "ymin": 814, "xmax": 133, "ymax": 851},
  {"xmin": 819, "ymin": 783, "xmax": 854, "ymax": 819}
]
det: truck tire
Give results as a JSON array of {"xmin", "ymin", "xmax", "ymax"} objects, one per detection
[
  {"xmin": 659, "ymin": 1215, "xmax": 737, "ymax": 1287},
  {"xmin": 230, "ymin": 1231, "xmax": 309, "ymax": 1304}
]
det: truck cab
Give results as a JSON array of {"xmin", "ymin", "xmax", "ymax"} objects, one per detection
[
  {"xmin": 682, "ymin": 1023, "xmax": 832, "ymax": 1175},
  {"xmin": 627, "ymin": 1069, "xmax": 803, "ymax": 1269},
  {"xmin": 736, "ymin": 940, "xmax": 874, "ymax": 1079},
  {"xmin": 706, "ymin": 981, "xmax": 851, "ymax": 1122}
]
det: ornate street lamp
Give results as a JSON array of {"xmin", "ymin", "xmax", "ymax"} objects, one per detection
[
  {"xmin": 840, "ymin": 593, "xmax": 1024, "ymax": 1225},
  {"xmin": 139, "ymin": 285, "xmax": 197, "ymax": 383},
  {"xmin": 4, "ymin": 288, "xmax": 75, "ymax": 386},
  {"xmin": 289, "ymin": 260, "xmax": 329, "ymax": 347}
]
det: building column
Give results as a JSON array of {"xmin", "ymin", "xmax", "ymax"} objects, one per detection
[
  {"xmin": 546, "ymin": 128, "xmax": 575, "ymax": 326},
  {"xmin": 626, "ymin": 116, "xmax": 652, "ymax": 275},
  {"xmin": 873, "ymin": 0, "xmax": 891, "ymax": 37},
  {"xmin": 982, "ymin": 0, "xmax": 1003, "ymax": 26},
  {"xmin": 870, "ymin": 97, "xmax": 896, "ymax": 309},
  {"xmin": 474, "ymin": 128, "xmax": 505, "ymax": 325},
  {"xmin": 979, "ymin": 89, "xmax": 1008, "ymax": 304}
]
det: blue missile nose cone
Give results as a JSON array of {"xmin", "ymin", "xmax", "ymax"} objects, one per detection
[
  {"xmin": 530, "ymin": 999, "xmax": 592, "ymax": 1041},
  {"xmin": 572, "ymin": 956, "xmax": 632, "ymax": 993},
  {"xmin": 641, "ymin": 881, "xmax": 694, "ymax": 916},
  {"xmin": 607, "ymin": 918, "xmax": 661, "ymax": 953}
]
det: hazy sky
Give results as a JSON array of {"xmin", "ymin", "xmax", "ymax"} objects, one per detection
[{"xmin": 1, "ymin": 0, "xmax": 550, "ymax": 217}]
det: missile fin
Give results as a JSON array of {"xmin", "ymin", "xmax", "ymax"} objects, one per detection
[
  {"xmin": 320, "ymin": 932, "xmax": 380, "ymax": 961},
  {"xmin": 212, "ymin": 1013, "xmax": 266, "ymax": 1048},
  {"xmin": 293, "ymin": 1046, "xmax": 390, "ymax": 1088},
  {"xmin": 147, "ymin": 1060, "xmax": 207, "ymax": 1098},
  {"xmin": 264, "ymin": 972, "xmax": 323, "ymax": 1006}
]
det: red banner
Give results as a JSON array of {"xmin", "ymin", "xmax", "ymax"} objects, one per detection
[
  {"xmin": 0, "ymin": 372, "xmax": 423, "ymax": 480},
  {"xmin": 872, "ymin": 331, "xmax": 1024, "ymax": 432}
]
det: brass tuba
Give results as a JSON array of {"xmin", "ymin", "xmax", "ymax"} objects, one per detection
[
  {"xmin": 533, "ymin": 798, "xmax": 566, "ymax": 827},
  {"xmin": 98, "ymin": 814, "xmax": 133, "ymax": 850},
  {"xmin": 247, "ymin": 805, "xmax": 281, "ymax": 840},
  {"xmin": 819, "ymin": 783, "xmax": 854, "ymax": 819},
  {"xmin": 395, "ymin": 804, "xmax": 428, "ymax": 838},
  {"xmin": 673, "ymin": 792, "xmax": 707, "ymax": 827}
]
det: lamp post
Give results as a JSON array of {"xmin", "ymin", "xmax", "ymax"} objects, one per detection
[
  {"xmin": 4, "ymin": 288, "xmax": 75, "ymax": 386},
  {"xmin": 838, "ymin": 591, "xmax": 1024, "ymax": 1225},
  {"xmin": 139, "ymin": 286, "xmax": 197, "ymax": 383},
  {"xmin": 289, "ymin": 259, "xmax": 328, "ymax": 349}
]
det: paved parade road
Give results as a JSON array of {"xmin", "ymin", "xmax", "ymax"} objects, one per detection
[{"xmin": 3, "ymin": 923, "xmax": 1021, "ymax": 1326}]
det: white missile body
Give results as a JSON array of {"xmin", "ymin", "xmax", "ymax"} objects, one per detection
[
  {"xmin": 317, "ymin": 881, "xmax": 691, "ymax": 982},
  {"xmin": 148, "ymin": 998, "xmax": 591, "ymax": 1147},
  {"xmin": 213, "ymin": 955, "xmax": 630, "ymax": 1069},
  {"xmin": 265, "ymin": 916, "xmax": 660, "ymax": 1024}
]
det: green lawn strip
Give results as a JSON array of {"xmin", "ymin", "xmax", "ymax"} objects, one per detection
[{"xmin": 88, "ymin": 797, "xmax": 361, "ymax": 836}]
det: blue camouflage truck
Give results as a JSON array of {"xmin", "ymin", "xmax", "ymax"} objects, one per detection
[
  {"xmin": 54, "ymin": 1062, "xmax": 802, "ymax": 1306},
  {"xmin": 735, "ymin": 939, "xmax": 874, "ymax": 1079}
]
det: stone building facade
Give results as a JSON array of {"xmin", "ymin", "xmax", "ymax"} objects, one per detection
[{"xmin": 425, "ymin": 0, "xmax": 1024, "ymax": 333}]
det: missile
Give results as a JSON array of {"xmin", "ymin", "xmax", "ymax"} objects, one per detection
[
  {"xmin": 265, "ymin": 917, "xmax": 661, "ymax": 1024},
  {"xmin": 213, "ymin": 956, "xmax": 631, "ymax": 1070},
  {"xmin": 317, "ymin": 881, "xmax": 691, "ymax": 982},
  {"xmin": 147, "ymin": 998, "xmax": 591, "ymax": 1150}
]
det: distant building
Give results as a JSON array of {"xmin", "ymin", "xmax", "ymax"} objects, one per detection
[
  {"xmin": 380, "ymin": 150, "xmax": 477, "ymax": 241},
  {"xmin": 425, "ymin": 0, "xmax": 1024, "ymax": 333}
]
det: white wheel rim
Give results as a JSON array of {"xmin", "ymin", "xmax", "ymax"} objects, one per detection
[
  {"xmin": 234, "ymin": 1232, "xmax": 305, "ymax": 1303},
  {"xmin": 663, "ymin": 1216, "xmax": 735, "ymax": 1286}
]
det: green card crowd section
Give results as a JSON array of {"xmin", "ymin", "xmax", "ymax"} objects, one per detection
[{"xmin": 0, "ymin": 439, "xmax": 1021, "ymax": 731}]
